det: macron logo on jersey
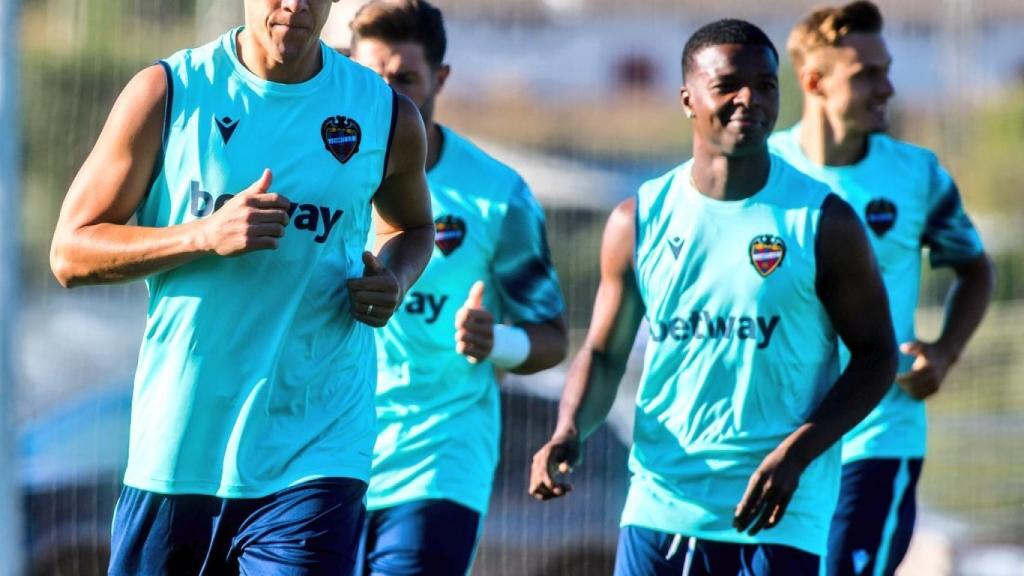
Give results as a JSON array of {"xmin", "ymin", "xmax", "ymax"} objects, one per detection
[
  {"xmin": 189, "ymin": 181, "xmax": 343, "ymax": 244},
  {"xmin": 649, "ymin": 310, "xmax": 780, "ymax": 349}
]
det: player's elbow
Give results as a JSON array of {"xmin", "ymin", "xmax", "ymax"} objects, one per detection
[
  {"xmin": 877, "ymin": 338, "xmax": 899, "ymax": 387},
  {"xmin": 49, "ymin": 234, "xmax": 87, "ymax": 289},
  {"xmin": 862, "ymin": 335, "xmax": 899, "ymax": 394}
]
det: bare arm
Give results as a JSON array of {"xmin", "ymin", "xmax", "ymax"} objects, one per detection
[
  {"xmin": 512, "ymin": 316, "xmax": 569, "ymax": 374},
  {"xmin": 734, "ymin": 195, "xmax": 898, "ymax": 535},
  {"xmin": 529, "ymin": 198, "xmax": 645, "ymax": 500},
  {"xmin": 897, "ymin": 252, "xmax": 994, "ymax": 399},
  {"xmin": 50, "ymin": 66, "xmax": 290, "ymax": 288},
  {"xmin": 348, "ymin": 93, "xmax": 434, "ymax": 327}
]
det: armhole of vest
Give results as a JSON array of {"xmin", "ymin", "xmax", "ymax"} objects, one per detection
[
  {"xmin": 142, "ymin": 59, "xmax": 173, "ymax": 199},
  {"xmin": 814, "ymin": 192, "xmax": 840, "ymax": 299},
  {"xmin": 631, "ymin": 190, "xmax": 643, "ymax": 289},
  {"xmin": 377, "ymin": 87, "xmax": 399, "ymax": 196}
]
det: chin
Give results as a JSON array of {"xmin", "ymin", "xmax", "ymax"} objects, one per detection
[
  {"xmin": 729, "ymin": 131, "xmax": 768, "ymax": 153},
  {"xmin": 725, "ymin": 140, "xmax": 768, "ymax": 157}
]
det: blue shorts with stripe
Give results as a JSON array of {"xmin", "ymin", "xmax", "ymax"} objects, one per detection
[
  {"xmin": 826, "ymin": 458, "xmax": 924, "ymax": 576},
  {"xmin": 614, "ymin": 526, "xmax": 819, "ymax": 576},
  {"xmin": 356, "ymin": 499, "xmax": 482, "ymax": 576},
  {"xmin": 108, "ymin": 478, "xmax": 367, "ymax": 576}
]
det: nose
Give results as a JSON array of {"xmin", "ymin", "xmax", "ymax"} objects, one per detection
[
  {"xmin": 879, "ymin": 75, "xmax": 895, "ymax": 100},
  {"xmin": 280, "ymin": 0, "xmax": 310, "ymax": 12},
  {"xmin": 734, "ymin": 85, "xmax": 756, "ymax": 107}
]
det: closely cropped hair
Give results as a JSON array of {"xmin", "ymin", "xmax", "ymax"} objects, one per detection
[
  {"xmin": 350, "ymin": 0, "xmax": 447, "ymax": 67},
  {"xmin": 682, "ymin": 19, "xmax": 779, "ymax": 82},
  {"xmin": 787, "ymin": 1, "xmax": 884, "ymax": 70}
]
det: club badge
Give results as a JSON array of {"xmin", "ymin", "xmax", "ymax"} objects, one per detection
[
  {"xmin": 865, "ymin": 197, "xmax": 897, "ymax": 237},
  {"xmin": 749, "ymin": 234, "xmax": 786, "ymax": 277},
  {"xmin": 320, "ymin": 116, "xmax": 361, "ymax": 164},
  {"xmin": 435, "ymin": 215, "xmax": 466, "ymax": 256}
]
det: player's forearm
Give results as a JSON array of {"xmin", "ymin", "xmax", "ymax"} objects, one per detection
[
  {"xmin": 935, "ymin": 254, "xmax": 994, "ymax": 361},
  {"xmin": 50, "ymin": 221, "xmax": 210, "ymax": 288},
  {"xmin": 375, "ymin": 223, "xmax": 435, "ymax": 297},
  {"xmin": 554, "ymin": 343, "xmax": 627, "ymax": 442},
  {"xmin": 781, "ymin": 341, "xmax": 898, "ymax": 468},
  {"xmin": 509, "ymin": 318, "xmax": 568, "ymax": 375}
]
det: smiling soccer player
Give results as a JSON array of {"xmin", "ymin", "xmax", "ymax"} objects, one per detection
[{"xmin": 530, "ymin": 19, "xmax": 898, "ymax": 575}]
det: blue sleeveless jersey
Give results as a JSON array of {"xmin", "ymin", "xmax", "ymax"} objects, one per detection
[
  {"xmin": 770, "ymin": 125, "xmax": 984, "ymax": 463},
  {"xmin": 625, "ymin": 156, "xmax": 841, "ymax": 554},
  {"xmin": 126, "ymin": 28, "xmax": 396, "ymax": 498},
  {"xmin": 367, "ymin": 127, "xmax": 564, "ymax": 514}
]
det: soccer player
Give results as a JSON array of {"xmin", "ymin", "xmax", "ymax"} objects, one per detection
[
  {"xmin": 769, "ymin": 2, "xmax": 995, "ymax": 574},
  {"xmin": 48, "ymin": 1, "xmax": 435, "ymax": 574},
  {"xmin": 347, "ymin": 1, "xmax": 568, "ymax": 574},
  {"xmin": 529, "ymin": 19, "xmax": 899, "ymax": 574}
]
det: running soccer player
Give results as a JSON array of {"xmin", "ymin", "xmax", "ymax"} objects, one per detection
[
  {"xmin": 49, "ymin": 1, "xmax": 434, "ymax": 574},
  {"xmin": 769, "ymin": 3, "xmax": 995, "ymax": 574},
  {"xmin": 348, "ymin": 1, "xmax": 568, "ymax": 574},
  {"xmin": 529, "ymin": 19, "xmax": 898, "ymax": 574}
]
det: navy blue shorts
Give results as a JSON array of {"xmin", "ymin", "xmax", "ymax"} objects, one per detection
[
  {"xmin": 356, "ymin": 499, "xmax": 481, "ymax": 576},
  {"xmin": 826, "ymin": 457, "xmax": 924, "ymax": 576},
  {"xmin": 613, "ymin": 526, "xmax": 819, "ymax": 576},
  {"xmin": 109, "ymin": 478, "xmax": 367, "ymax": 576}
]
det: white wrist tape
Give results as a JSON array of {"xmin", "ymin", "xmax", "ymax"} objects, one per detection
[{"xmin": 490, "ymin": 324, "xmax": 531, "ymax": 369}]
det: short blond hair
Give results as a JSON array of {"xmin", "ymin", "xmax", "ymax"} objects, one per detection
[{"xmin": 787, "ymin": 1, "xmax": 883, "ymax": 71}]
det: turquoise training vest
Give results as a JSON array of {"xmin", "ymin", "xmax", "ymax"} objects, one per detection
[
  {"xmin": 624, "ymin": 155, "xmax": 840, "ymax": 555},
  {"xmin": 127, "ymin": 28, "xmax": 396, "ymax": 498}
]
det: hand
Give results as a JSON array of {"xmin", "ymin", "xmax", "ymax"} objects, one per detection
[
  {"xmin": 733, "ymin": 444, "xmax": 807, "ymax": 536},
  {"xmin": 347, "ymin": 251, "xmax": 402, "ymax": 327},
  {"xmin": 455, "ymin": 281, "xmax": 494, "ymax": 363},
  {"xmin": 529, "ymin": 432, "xmax": 581, "ymax": 501},
  {"xmin": 201, "ymin": 169, "xmax": 291, "ymax": 256},
  {"xmin": 895, "ymin": 340, "xmax": 954, "ymax": 400}
]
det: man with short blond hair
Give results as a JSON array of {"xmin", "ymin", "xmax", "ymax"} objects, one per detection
[{"xmin": 770, "ymin": 2, "xmax": 994, "ymax": 574}]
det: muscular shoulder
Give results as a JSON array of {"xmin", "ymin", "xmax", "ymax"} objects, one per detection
[
  {"xmin": 109, "ymin": 65, "xmax": 169, "ymax": 132},
  {"xmin": 601, "ymin": 197, "xmax": 637, "ymax": 272}
]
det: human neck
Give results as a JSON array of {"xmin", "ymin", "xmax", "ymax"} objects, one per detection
[
  {"xmin": 798, "ymin": 107, "xmax": 868, "ymax": 167},
  {"xmin": 236, "ymin": 29, "xmax": 322, "ymax": 84},
  {"xmin": 690, "ymin": 142, "xmax": 771, "ymax": 201},
  {"xmin": 425, "ymin": 121, "xmax": 443, "ymax": 171}
]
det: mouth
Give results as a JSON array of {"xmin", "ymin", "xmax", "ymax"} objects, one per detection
[
  {"xmin": 867, "ymin": 101, "xmax": 888, "ymax": 115},
  {"xmin": 270, "ymin": 21, "xmax": 310, "ymax": 33},
  {"xmin": 729, "ymin": 116, "xmax": 761, "ymax": 129}
]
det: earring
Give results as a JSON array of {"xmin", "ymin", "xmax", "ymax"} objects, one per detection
[{"xmin": 685, "ymin": 110, "xmax": 694, "ymax": 119}]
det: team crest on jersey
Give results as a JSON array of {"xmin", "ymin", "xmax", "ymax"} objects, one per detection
[
  {"xmin": 435, "ymin": 215, "xmax": 466, "ymax": 256},
  {"xmin": 865, "ymin": 197, "xmax": 897, "ymax": 237},
  {"xmin": 749, "ymin": 234, "xmax": 786, "ymax": 277},
  {"xmin": 320, "ymin": 116, "xmax": 361, "ymax": 164}
]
